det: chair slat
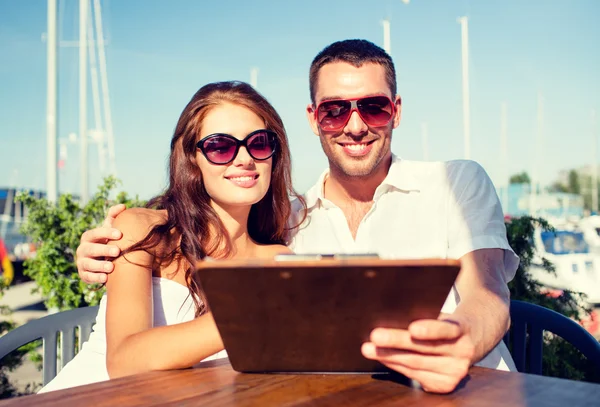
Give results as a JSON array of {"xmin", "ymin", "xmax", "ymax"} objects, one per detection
[
  {"xmin": 528, "ymin": 324, "xmax": 543, "ymax": 375},
  {"xmin": 79, "ymin": 323, "xmax": 93, "ymax": 352},
  {"xmin": 511, "ymin": 320, "xmax": 527, "ymax": 372},
  {"xmin": 42, "ymin": 332, "xmax": 58, "ymax": 386},
  {"xmin": 61, "ymin": 328, "xmax": 76, "ymax": 367}
]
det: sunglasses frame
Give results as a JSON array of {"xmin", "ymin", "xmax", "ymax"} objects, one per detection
[
  {"xmin": 196, "ymin": 129, "xmax": 278, "ymax": 165},
  {"xmin": 314, "ymin": 95, "xmax": 397, "ymax": 132}
]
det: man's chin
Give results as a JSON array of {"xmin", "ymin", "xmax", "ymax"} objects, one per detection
[
  {"xmin": 335, "ymin": 148, "xmax": 392, "ymax": 177},
  {"xmin": 334, "ymin": 158, "xmax": 378, "ymax": 178}
]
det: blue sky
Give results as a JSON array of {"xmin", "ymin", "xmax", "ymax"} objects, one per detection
[{"xmin": 1, "ymin": 0, "xmax": 598, "ymax": 199}]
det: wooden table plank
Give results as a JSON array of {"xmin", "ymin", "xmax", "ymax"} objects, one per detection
[{"xmin": 1, "ymin": 358, "xmax": 599, "ymax": 406}]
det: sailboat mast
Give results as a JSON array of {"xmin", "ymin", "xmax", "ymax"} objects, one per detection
[
  {"xmin": 79, "ymin": 0, "xmax": 89, "ymax": 204},
  {"xmin": 87, "ymin": 3, "xmax": 105, "ymax": 173},
  {"xmin": 592, "ymin": 109, "xmax": 598, "ymax": 213},
  {"xmin": 458, "ymin": 16, "xmax": 471, "ymax": 160},
  {"xmin": 93, "ymin": 0, "xmax": 116, "ymax": 176},
  {"xmin": 46, "ymin": 0, "xmax": 58, "ymax": 203},
  {"xmin": 501, "ymin": 102, "xmax": 509, "ymax": 213},
  {"xmin": 382, "ymin": 18, "xmax": 391, "ymax": 55},
  {"xmin": 530, "ymin": 92, "xmax": 544, "ymax": 216}
]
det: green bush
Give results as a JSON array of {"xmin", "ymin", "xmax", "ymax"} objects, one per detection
[{"xmin": 15, "ymin": 176, "xmax": 146, "ymax": 311}]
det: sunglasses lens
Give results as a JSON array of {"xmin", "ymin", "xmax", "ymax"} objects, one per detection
[
  {"xmin": 357, "ymin": 96, "xmax": 394, "ymax": 126},
  {"xmin": 201, "ymin": 136, "xmax": 237, "ymax": 164},
  {"xmin": 247, "ymin": 131, "xmax": 276, "ymax": 160},
  {"xmin": 317, "ymin": 96, "xmax": 393, "ymax": 130},
  {"xmin": 317, "ymin": 100, "xmax": 352, "ymax": 130}
]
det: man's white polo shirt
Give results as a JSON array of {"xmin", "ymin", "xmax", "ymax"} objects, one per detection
[{"xmin": 288, "ymin": 155, "xmax": 519, "ymax": 371}]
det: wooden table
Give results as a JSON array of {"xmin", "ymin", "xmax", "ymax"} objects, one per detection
[{"xmin": 1, "ymin": 358, "xmax": 599, "ymax": 406}]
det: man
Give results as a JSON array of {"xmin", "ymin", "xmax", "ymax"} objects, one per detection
[{"xmin": 75, "ymin": 39, "xmax": 518, "ymax": 394}]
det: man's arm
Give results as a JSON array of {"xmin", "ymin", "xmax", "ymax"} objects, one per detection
[
  {"xmin": 361, "ymin": 161, "xmax": 517, "ymax": 394},
  {"xmin": 75, "ymin": 204, "xmax": 126, "ymax": 284},
  {"xmin": 442, "ymin": 161, "xmax": 515, "ymax": 364},
  {"xmin": 451, "ymin": 248, "xmax": 510, "ymax": 364}
]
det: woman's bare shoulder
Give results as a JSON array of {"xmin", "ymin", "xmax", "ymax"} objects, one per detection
[{"xmin": 112, "ymin": 208, "xmax": 167, "ymax": 243}]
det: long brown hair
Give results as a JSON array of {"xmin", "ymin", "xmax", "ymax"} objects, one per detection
[{"xmin": 122, "ymin": 81, "xmax": 305, "ymax": 315}]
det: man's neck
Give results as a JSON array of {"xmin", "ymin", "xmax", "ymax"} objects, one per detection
[{"xmin": 322, "ymin": 155, "xmax": 392, "ymax": 240}]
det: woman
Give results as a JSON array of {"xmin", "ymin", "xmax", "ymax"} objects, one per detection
[{"xmin": 40, "ymin": 81, "xmax": 304, "ymax": 392}]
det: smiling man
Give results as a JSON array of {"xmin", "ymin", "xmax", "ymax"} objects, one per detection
[
  {"xmin": 291, "ymin": 39, "xmax": 519, "ymax": 393},
  {"xmin": 74, "ymin": 39, "xmax": 518, "ymax": 394}
]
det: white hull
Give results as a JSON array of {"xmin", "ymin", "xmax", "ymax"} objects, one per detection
[{"xmin": 529, "ymin": 227, "xmax": 600, "ymax": 304}]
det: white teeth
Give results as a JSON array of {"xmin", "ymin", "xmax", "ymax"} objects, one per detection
[
  {"xmin": 344, "ymin": 144, "xmax": 368, "ymax": 151},
  {"xmin": 228, "ymin": 176, "xmax": 254, "ymax": 182}
]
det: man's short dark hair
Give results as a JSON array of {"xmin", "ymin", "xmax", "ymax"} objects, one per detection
[{"xmin": 309, "ymin": 39, "xmax": 397, "ymax": 104}]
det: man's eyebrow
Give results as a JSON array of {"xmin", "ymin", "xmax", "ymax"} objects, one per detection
[
  {"xmin": 318, "ymin": 95, "xmax": 344, "ymax": 102},
  {"xmin": 317, "ymin": 93, "xmax": 391, "ymax": 103}
]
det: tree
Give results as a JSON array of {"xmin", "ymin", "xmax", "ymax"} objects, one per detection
[
  {"xmin": 548, "ymin": 182, "xmax": 569, "ymax": 193},
  {"xmin": 548, "ymin": 169, "xmax": 599, "ymax": 211},
  {"xmin": 568, "ymin": 170, "xmax": 581, "ymax": 195},
  {"xmin": 509, "ymin": 171, "xmax": 531, "ymax": 185}
]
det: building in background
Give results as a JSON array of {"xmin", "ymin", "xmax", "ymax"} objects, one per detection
[
  {"xmin": 0, "ymin": 187, "xmax": 43, "ymax": 259},
  {"xmin": 496, "ymin": 183, "xmax": 584, "ymax": 220}
]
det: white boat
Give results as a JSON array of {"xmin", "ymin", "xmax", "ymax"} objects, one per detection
[
  {"xmin": 578, "ymin": 215, "xmax": 600, "ymax": 255},
  {"xmin": 529, "ymin": 226, "xmax": 600, "ymax": 305}
]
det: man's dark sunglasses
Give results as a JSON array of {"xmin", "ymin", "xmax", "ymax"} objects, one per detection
[{"xmin": 315, "ymin": 95, "xmax": 395, "ymax": 131}]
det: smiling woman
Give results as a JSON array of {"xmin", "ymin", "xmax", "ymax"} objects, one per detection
[{"xmin": 37, "ymin": 81, "xmax": 305, "ymax": 393}]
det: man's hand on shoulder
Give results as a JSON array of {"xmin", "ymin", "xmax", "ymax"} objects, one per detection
[{"xmin": 76, "ymin": 204, "xmax": 126, "ymax": 284}]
